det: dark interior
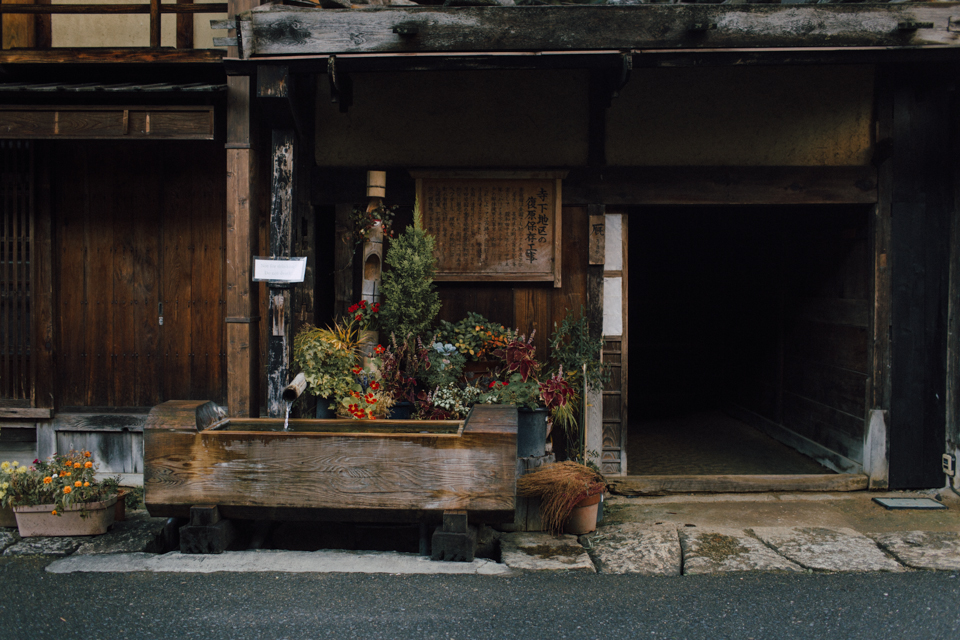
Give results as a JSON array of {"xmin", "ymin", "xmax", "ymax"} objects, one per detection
[{"xmin": 627, "ymin": 205, "xmax": 872, "ymax": 475}]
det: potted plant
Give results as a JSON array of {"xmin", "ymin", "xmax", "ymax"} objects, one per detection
[
  {"xmin": 548, "ymin": 307, "xmax": 609, "ymax": 463},
  {"xmin": 293, "ymin": 319, "xmax": 364, "ymax": 417},
  {"xmin": 480, "ymin": 333, "xmax": 578, "ymax": 457},
  {"xmin": 1, "ymin": 451, "xmax": 120, "ymax": 537},
  {"xmin": 516, "ymin": 461, "xmax": 606, "ymax": 535}
]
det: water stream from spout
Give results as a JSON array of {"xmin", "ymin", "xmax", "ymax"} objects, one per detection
[{"xmin": 283, "ymin": 400, "xmax": 292, "ymax": 431}]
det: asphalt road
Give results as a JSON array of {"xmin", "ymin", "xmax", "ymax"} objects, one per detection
[{"xmin": 1, "ymin": 557, "xmax": 958, "ymax": 640}]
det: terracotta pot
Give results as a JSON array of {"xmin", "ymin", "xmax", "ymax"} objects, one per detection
[
  {"xmin": 564, "ymin": 493, "xmax": 602, "ymax": 535},
  {"xmin": 14, "ymin": 495, "xmax": 117, "ymax": 537}
]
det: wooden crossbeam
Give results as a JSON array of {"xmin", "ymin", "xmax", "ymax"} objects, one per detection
[{"xmin": 234, "ymin": 4, "xmax": 960, "ymax": 59}]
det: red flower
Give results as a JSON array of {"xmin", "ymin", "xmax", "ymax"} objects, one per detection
[
  {"xmin": 352, "ymin": 366, "xmax": 362, "ymax": 375},
  {"xmin": 369, "ymin": 381, "xmax": 380, "ymax": 391},
  {"xmin": 348, "ymin": 304, "xmax": 359, "ymax": 313},
  {"xmin": 488, "ymin": 381, "xmax": 497, "ymax": 388},
  {"xmin": 355, "ymin": 314, "xmax": 363, "ymax": 321},
  {"xmin": 359, "ymin": 300, "xmax": 367, "ymax": 309},
  {"xmin": 372, "ymin": 303, "xmax": 380, "ymax": 312},
  {"xmin": 365, "ymin": 393, "xmax": 377, "ymax": 404},
  {"xmin": 374, "ymin": 344, "xmax": 385, "ymax": 355}
]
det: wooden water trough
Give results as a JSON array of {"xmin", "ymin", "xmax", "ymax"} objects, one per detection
[{"xmin": 144, "ymin": 401, "xmax": 518, "ymax": 556}]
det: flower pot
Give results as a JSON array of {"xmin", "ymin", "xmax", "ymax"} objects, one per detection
[
  {"xmin": 316, "ymin": 399, "xmax": 335, "ymax": 418},
  {"xmin": 516, "ymin": 407, "xmax": 548, "ymax": 458},
  {"xmin": 564, "ymin": 493, "xmax": 602, "ymax": 535},
  {"xmin": 389, "ymin": 401, "xmax": 414, "ymax": 420},
  {"xmin": 0, "ymin": 505, "xmax": 16, "ymax": 528},
  {"xmin": 14, "ymin": 495, "xmax": 117, "ymax": 537}
]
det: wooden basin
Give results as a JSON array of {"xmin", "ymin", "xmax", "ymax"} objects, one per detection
[{"xmin": 144, "ymin": 401, "xmax": 518, "ymax": 524}]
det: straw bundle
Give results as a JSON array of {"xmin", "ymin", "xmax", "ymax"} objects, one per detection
[{"xmin": 516, "ymin": 461, "xmax": 606, "ymax": 535}]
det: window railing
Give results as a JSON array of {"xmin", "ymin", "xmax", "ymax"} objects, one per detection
[{"xmin": 0, "ymin": 0, "xmax": 229, "ymax": 50}]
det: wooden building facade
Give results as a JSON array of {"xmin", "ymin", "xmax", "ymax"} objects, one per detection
[{"xmin": 2, "ymin": 1, "xmax": 960, "ymax": 492}]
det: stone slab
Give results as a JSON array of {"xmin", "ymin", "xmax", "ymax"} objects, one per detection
[
  {"xmin": 751, "ymin": 526, "xmax": 906, "ymax": 572},
  {"xmin": 47, "ymin": 550, "xmax": 513, "ymax": 575},
  {"xmin": 0, "ymin": 530, "xmax": 20, "ymax": 553},
  {"xmin": 679, "ymin": 527, "xmax": 803, "ymax": 575},
  {"xmin": 74, "ymin": 512, "xmax": 167, "ymax": 556},
  {"xmin": 499, "ymin": 532, "xmax": 595, "ymax": 572},
  {"xmin": 584, "ymin": 522, "xmax": 680, "ymax": 576},
  {"xmin": 4, "ymin": 536, "xmax": 85, "ymax": 557},
  {"xmin": 867, "ymin": 531, "xmax": 960, "ymax": 571}
]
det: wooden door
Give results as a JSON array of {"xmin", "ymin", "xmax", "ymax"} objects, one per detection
[
  {"xmin": 55, "ymin": 140, "xmax": 226, "ymax": 408},
  {"xmin": 0, "ymin": 141, "xmax": 32, "ymax": 403}
]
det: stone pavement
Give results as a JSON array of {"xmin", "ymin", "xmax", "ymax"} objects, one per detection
[{"xmin": 4, "ymin": 490, "xmax": 960, "ymax": 575}]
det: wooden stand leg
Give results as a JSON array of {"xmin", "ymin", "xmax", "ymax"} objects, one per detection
[
  {"xmin": 179, "ymin": 505, "xmax": 235, "ymax": 555},
  {"xmin": 431, "ymin": 510, "xmax": 477, "ymax": 562}
]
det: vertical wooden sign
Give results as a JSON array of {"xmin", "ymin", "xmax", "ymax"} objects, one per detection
[{"xmin": 413, "ymin": 172, "xmax": 565, "ymax": 288}]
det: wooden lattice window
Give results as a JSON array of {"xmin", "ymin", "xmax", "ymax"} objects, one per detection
[{"xmin": 0, "ymin": 140, "xmax": 32, "ymax": 402}]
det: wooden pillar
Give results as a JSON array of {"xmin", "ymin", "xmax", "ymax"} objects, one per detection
[
  {"xmin": 883, "ymin": 63, "xmax": 951, "ymax": 489},
  {"xmin": 266, "ymin": 129, "xmax": 295, "ymax": 417},
  {"xmin": 225, "ymin": 75, "xmax": 259, "ymax": 418},
  {"xmin": 585, "ymin": 204, "xmax": 605, "ymax": 471}
]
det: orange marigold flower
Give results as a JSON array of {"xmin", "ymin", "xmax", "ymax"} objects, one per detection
[
  {"xmin": 43, "ymin": 476, "xmax": 52, "ymax": 484},
  {"xmin": 51, "ymin": 510, "xmax": 57, "ymax": 516},
  {"xmin": 84, "ymin": 461, "xmax": 93, "ymax": 468},
  {"xmin": 74, "ymin": 481, "xmax": 82, "ymax": 487},
  {"xmin": 83, "ymin": 482, "xmax": 90, "ymax": 487},
  {"xmin": 83, "ymin": 451, "xmax": 91, "ymax": 457},
  {"xmin": 64, "ymin": 471, "xmax": 71, "ymax": 476},
  {"xmin": 63, "ymin": 486, "xmax": 72, "ymax": 494},
  {"xmin": 74, "ymin": 463, "xmax": 82, "ymax": 469}
]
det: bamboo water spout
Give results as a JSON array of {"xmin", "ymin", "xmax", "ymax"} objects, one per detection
[{"xmin": 281, "ymin": 372, "xmax": 307, "ymax": 403}]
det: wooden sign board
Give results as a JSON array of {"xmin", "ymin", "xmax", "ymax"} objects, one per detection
[{"xmin": 414, "ymin": 172, "xmax": 564, "ymax": 288}]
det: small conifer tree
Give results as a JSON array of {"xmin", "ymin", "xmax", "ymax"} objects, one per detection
[{"xmin": 380, "ymin": 210, "xmax": 441, "ymax": 340}]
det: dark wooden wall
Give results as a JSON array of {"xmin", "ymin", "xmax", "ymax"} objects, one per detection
[{"xmin": 54, "ymin": 140, "xmax": 226, "ymax": 408}]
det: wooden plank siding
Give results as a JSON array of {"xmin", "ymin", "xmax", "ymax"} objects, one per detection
[{"xmin": 53, "ymin": 140, "xmax": 226, "ymax": 408}]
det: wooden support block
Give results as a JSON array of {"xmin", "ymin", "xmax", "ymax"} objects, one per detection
[
  {"xmin": 431, "ymin": 525, "xmax": 477, "ymax": 563},
  {"xmin": 180, "ymin": 520, "xmax": 235, "ymax": 555},
  {"xmin": 442, "ymin": 510, "xmax": 469, "ymax": 534},
  {"xmin": 189, "ymin": 504, "xmax": 222, "ymax": 527}
]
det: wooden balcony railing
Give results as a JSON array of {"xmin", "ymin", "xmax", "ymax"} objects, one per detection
[{"xmin": 0, "ymin": 0, "xmax": 228, "ymax": 51}]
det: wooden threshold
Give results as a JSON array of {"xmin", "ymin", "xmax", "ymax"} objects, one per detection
[{"xmin": 608, "ymin": 474, "xmax": 869, "ymax": 496}]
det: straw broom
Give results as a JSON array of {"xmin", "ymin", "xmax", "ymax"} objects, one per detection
[{"xmin": 516, "ymin": 461, "xmax": 606, "ymax": 535}]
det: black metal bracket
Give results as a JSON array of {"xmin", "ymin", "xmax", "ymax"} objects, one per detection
[{"xmin": 327, "ymin": 55, "xmax": 353, "ymax": 113}]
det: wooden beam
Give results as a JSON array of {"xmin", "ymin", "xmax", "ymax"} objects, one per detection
[
  {"xmin": 564, "ymin": 166, "xmax": 878, "ymax": 206},
  {"xmin": 236, "ymin": 5, "xmax": 960, "ymax": 59},
  {"xmin": 608, "ymin": 473, "xmax": 869, "ymax": 496},
  {"xmin": 0, "ymin": 408, "xmax": 53, "ymax": 419},
  {"xmin": 0, "ymin": 48, "xmax": 224, "ymax": 64},
  {"xmin": 256, "ymin": 65, "xmax": 309, "ymax": 139},
  {"xmin": 0, "ymin": 107, "xmax": 216, "ymax": 140}
]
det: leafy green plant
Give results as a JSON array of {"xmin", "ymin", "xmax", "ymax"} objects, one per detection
[
  {"xmin": 422, "ymin": 342, "xmax": 466, "ymax": 391},
  {"xmin": 293, "ymin": 321, "xmax": 362, "ymax": 410},
  {"xmin": 549, "ymin": 307, "xmax": 608, "ymax": 392},
  {"xmin": 436, "ymin": 312, "xmax": 514, "ymax": 360},
  {"xmin": 380, "ymin": 224, "xmax": 441, "ymax": 341}
]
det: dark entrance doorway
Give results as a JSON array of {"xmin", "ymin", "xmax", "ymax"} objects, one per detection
[{"xmin": 627, "ymin": 205, "xmax": 872, "ymax": 478}]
